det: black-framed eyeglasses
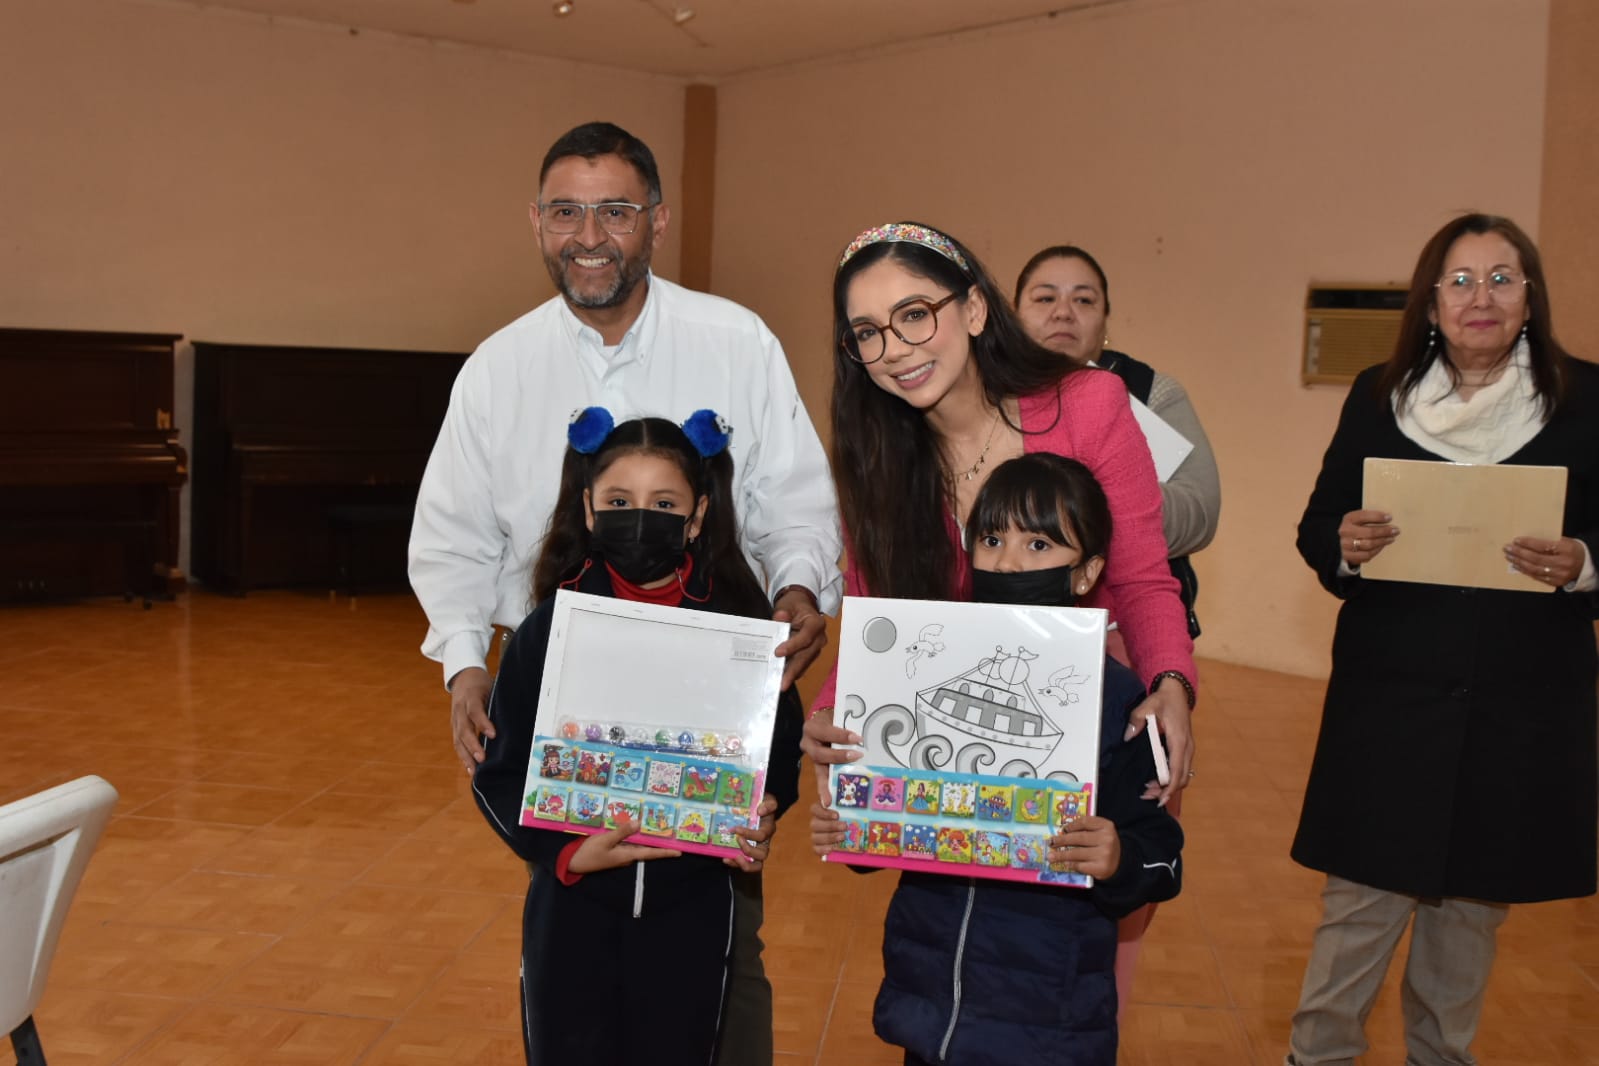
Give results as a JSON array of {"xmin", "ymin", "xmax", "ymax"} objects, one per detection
[
  {"xmin": 841, "ymin": 292, "xmax": 963, "ymax": 364},
  {"xmin": 538, "ymin": 200, "xmax": 656, "ymax": 236},
  {"xmin": 1433, "ymin": 270, "xmax": 1529, "ymax": 306}
]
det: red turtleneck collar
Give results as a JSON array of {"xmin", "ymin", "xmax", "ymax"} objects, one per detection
[{"xmin": 604, "ymin": 553, "xmax": 696, "ymax": 607}]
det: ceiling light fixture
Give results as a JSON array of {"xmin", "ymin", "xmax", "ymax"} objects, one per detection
[{"xmin": 552, "ymin": 1, "xmax": 574, "ymax": 15}]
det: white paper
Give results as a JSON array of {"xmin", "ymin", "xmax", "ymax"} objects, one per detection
[
  {"xmin": 836, "ymin": 597, "xmax": 1107, "ymax": 785},
  {"xmin": 1129, "ymin": 395, "xmax": 1193, "ymax": 483}
]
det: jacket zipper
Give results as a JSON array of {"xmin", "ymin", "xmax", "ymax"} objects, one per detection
[
  {"xmin": 938, "ymin": 881, "xmax": 977, "ymax": 1061},
  {"xmin": 633, "ymin": 862, "xmax": 646, "ymax": 918}
]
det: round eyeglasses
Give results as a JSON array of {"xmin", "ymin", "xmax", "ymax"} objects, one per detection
[
  {"xmin": 1434, "ymin": 270, "xmax": 1529, "ymax": 306},
  {"xmin": 841, "ymin": 292, "xmax": 963, "ymax": 364},
  {"xmin": 538, "ymin": 201, "xmax": 655, "ymax": 236}
]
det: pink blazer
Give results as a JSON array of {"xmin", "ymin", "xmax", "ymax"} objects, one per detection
[{"xmin": 813, "ymin": 368, "xmax": 1196, "ymax": 709}]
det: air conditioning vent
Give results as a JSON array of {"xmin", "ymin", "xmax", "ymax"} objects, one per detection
[{"xmin": 1303, "ymin": 284, "xmax": 1407, "ymax": 385}]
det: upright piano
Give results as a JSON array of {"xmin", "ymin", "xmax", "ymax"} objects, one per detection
[
  {"xmin": 0, "ymin": 328, "xmax": 187, "ymax": 604},
  {"xmin": 190, "ymin": 341, "xmax": 467, "ymax": 593}
]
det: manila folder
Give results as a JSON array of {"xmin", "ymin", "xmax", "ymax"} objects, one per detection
[{"xmin": 1360, "ymin": 458, "xmax": 1565, "ymax": 592}]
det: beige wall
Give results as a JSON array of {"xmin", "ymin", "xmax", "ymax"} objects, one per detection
[
  {"xmin": 1540, "ymin": 0, "xmax": 1599, "ymax": 359},
  {"xmin": 1, "ymin": 0, "xmax": 685, "ymax": 572},
  {"xmin": 1, "ymin": 0, "xmax": 686, "ymax": 347},
  {"xmin": 712, "ymin": 0, "xmax": 1550, "ymax": 680}
]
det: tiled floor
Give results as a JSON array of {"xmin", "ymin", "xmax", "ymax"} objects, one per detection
[{"xmin": 3, "ymin": 591, "xmax": 1596, "ymax": 1064}]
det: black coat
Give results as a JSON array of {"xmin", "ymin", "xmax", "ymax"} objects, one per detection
[
  {"xmin": 1292, "ymin": 360, "xmax": 1599, "ymax": 903},
  {"xmin": 472, "ymin": 560, "xmax": 804, "ymax": 1064},
  {"xmin": 873, "ymin": 660, "xmax": 1183, "ymax": 1066}
]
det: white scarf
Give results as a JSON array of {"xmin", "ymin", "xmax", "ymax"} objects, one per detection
[{"xmin": 1393, "ymin": 338, "xmax": 1546, "ymax": 464}]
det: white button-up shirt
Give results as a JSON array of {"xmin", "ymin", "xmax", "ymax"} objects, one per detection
[{"xmin": 409, "ymin": 274, "xmax": 843, "ymax": 684}]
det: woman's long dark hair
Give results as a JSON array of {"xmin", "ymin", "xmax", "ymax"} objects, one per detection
[
  {"xmin": 532, "ymin": 417, "xmax": 770, "ymax": 620},
  {"xmin": 830, "ymin": 222, "xmax": 1078, "ymax": 600},
  {"xmin": 966, "ymin": 454, "xmax": 1112, "ymax": 563},
  {"xmin": 1379, "ymin": 212, "xmax": 1569, "ymax": 414}
]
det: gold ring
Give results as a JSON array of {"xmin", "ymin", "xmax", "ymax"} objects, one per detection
[
  {"xmin": 1544, "ymin": 566, "xmax": 1551, "ymax": 576},
  {"xmin": 1353, "ymin": 539, "xmax": 1362, "ymax": 550}
]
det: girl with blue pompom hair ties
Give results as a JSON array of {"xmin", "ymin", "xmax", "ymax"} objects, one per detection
[{"xmin": 472, "ymin": 408, "xmax": 804, "ymax": 1065}]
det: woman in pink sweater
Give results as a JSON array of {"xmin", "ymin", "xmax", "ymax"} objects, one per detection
[{"xmin": 802, "ymin": 222, "xmax": 1197, "ymax": 806}]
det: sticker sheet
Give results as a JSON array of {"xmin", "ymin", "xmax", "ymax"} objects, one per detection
[
  {"xmin": 519, "ymin": 590, "xmax": 787, "ymax": 860},
  {"xmin": 825, "ymin": 596, "xmax": 1108, "ymax": 888}
]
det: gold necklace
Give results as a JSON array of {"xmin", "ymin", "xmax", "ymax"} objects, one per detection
[{"xmin": 948, "ymin": 405, "xmax": 1004, "ymax": 484}]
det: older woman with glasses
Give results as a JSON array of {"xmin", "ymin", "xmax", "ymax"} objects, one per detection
[{"xmin": 1286, "ymin": 213, "xmax": 1599, "ymax": 1066}]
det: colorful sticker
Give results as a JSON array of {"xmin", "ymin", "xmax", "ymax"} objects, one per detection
[
  {"xmin": 1015, "ymin": 787, "xmax": 1050, "ymax": 825},
  {"xmin": 941, "ymin": 781, "xmax": 976, "ymax": 818},
  {"xmin": 977, "ymin": 784, "xmax": 1015, "ymax": 822},
  {"xmin": 904, "ymin": 778, "xmax": 940, "ymax": 816},
  {"xmin": 611, "ymin": 757, "xmax": 647, "ymax": 793},
  {"xmin": 1039, "ymin": 865, "xmax": 1091, "ymax": 888},
  {"xmin": 974, "ymin": 830, "xmax": 1011, "ymax": 868},
  {"xmin": 1051, "ymin": 788, "xmax": 1086, "ymax": 828},
  {"xmin": 574, "ymin": 749, "xmax": 613, "ymax": 787},
  {"xmin": 604, "ymin": 798, "xmax": 641, "ymax": 830},
  {"xmin": 676, "ymin": 809, "xmax": 711, "ymax": 843},
  {"xmin": 716, "ymin": 770, "xmax": 754, "ymax": 809},
  {"xmin": 866, "ymin": 821, "xmax": 902, "ymax": 857},
  {"xmin": 641, "ymin": 800, "xmax": 677, "ymax": 837},
  {"xmin": 533, "ymin": 786, "xmax": 569, "ymax": 821},
  {"xmin": 902, "ymin": 824, "xmax": 938, "ymax": 859},
  {"xmin": 936, "ymin": 826, "xmax": 972, "ymax": 864},
  {"xmin": 1011, "ymin": 833, "xmax": 1047, "ymax": 870},
  {"xmin": 711, "ymin": 812, "xmax": 745, "ymax": 848},
  {"xmin": 538, "ymin": 743, "xmax": 575, "ymax": 781},
  {"xmin": 681, "ymin": 762, "xmax": 721, "ymax": 802},
  {"xmin": 569, "ymin": 790, "xmax": 605, "ymax": 828},
  {"xmin": 835, "ymin": 773, "xmax": 870, "ymax": 809},
  {"xmin": 836, "ymin": 820, "xmax": 866, "ymax": 854},
  {"xmin": 870, "ymin": 776, "xmax": 905, "ymax": 812},
  {"xmin": 647, "ymin": 760, "xmax": 684, "ymax": 797}
]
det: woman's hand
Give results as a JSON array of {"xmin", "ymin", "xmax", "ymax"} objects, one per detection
[
  {"xmin": 801, "ymin": 706, "xmax": 862, "ymax": 804},
  {"xmin": 1505, "ymin": 535, "xmax": 1584, "ymax": 588},
  {"xmin": 567, "ymin": 818, "xmax": 679, "ymax": 874},
  {"xmin": 726, "ymin": 794, "xmax": 779, "ymax": 872},
  {"xmin": 809, "ymin": 800, "xmax": 846, "ymax": 857},
  {"xmin": 1049, "ymin": 815, "xmax": 1121, "ymax": 880},
  {"xmin": 1125, "ymin": 678, "xmax": 1193, "ymax": 807},
  {"xmin": 1339, "ymin": 509, "xmax": 1399, "ymax": 567}
]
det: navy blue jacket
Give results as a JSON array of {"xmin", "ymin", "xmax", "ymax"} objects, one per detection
[{"xmin": 873, "ymin": 659, "xmax": 1183, "ymax": 1066}]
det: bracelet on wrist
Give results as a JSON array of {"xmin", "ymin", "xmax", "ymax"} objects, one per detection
[
  {"xmin": 773, "ymin": 584, "xmax": 818, "ymax": 609},
  {"xmin": 1150, "ymin": 670, "xmax": 1196, "ymax": 709}
]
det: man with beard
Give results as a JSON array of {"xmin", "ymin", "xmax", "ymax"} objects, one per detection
[{"xmin": 409, "ymin": 121, "xmax": 839, "ymax": 1065}]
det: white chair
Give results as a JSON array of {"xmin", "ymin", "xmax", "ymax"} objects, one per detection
[{"xmin": 0, "ymin": 776, "xmax": 118, "ymax": 1066}]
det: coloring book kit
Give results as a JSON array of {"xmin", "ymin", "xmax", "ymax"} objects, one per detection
[
  {"xmin": 520, "ymin": 590, "xmax": 786, "ymax": 860},
  {"xmin": 826, "ymin": 596, "xmax": 1107, "ymax": 888}
]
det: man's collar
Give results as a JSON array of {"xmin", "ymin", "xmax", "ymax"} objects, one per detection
[{"xmin": 556, "ymin": 273, "xmax": 660, "ymax": 359}]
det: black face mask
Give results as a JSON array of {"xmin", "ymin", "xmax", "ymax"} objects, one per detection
[
  {"xmin": 590, "ymin": 509, "xmax": 688, "ymax": 585},
  {"xmin": 970, "ymin": 563, "xmax": 1078, "ymax": 608}
]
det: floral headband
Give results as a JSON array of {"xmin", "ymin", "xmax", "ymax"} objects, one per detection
[
  {"xmin": 838, "ymin": 222, "xmax": 971, "ymax": 275},
  {"xmin": 567, "ymin": 406, "xmax": 732, "ymax": 458}
]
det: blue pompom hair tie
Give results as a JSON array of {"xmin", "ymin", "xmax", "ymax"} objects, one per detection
[
  {"xmin": 682, "ymin": 409, "xmax": 732, "ymax": 457},
  {"xmin": 567, "ymin": 406, "xmax": 615, "ymax": 454}
]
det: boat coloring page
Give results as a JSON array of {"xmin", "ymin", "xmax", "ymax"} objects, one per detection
[{"xmin": 836, "ymin": 596, "xmax": 1107, "ymax": 785}]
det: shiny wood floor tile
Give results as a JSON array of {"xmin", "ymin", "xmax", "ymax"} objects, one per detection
[
  {"xmin": 7, "ymin": 590, "xmax": 1595, "ymax": 1065},
  {"xmin": 29, "ymin": 989, "xmax": 187, "ymax": 1065},
  {"xmin": 211, "ymin": 934, "xmax": 454, "ymax": 1017},
  {"xmin": 357, "ymin": 1022, "xmax": 525, "ymax": 1065},
  {"xmin": 119, "ymin": 1004, "xmax": 389, "ymax": 1065}
]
